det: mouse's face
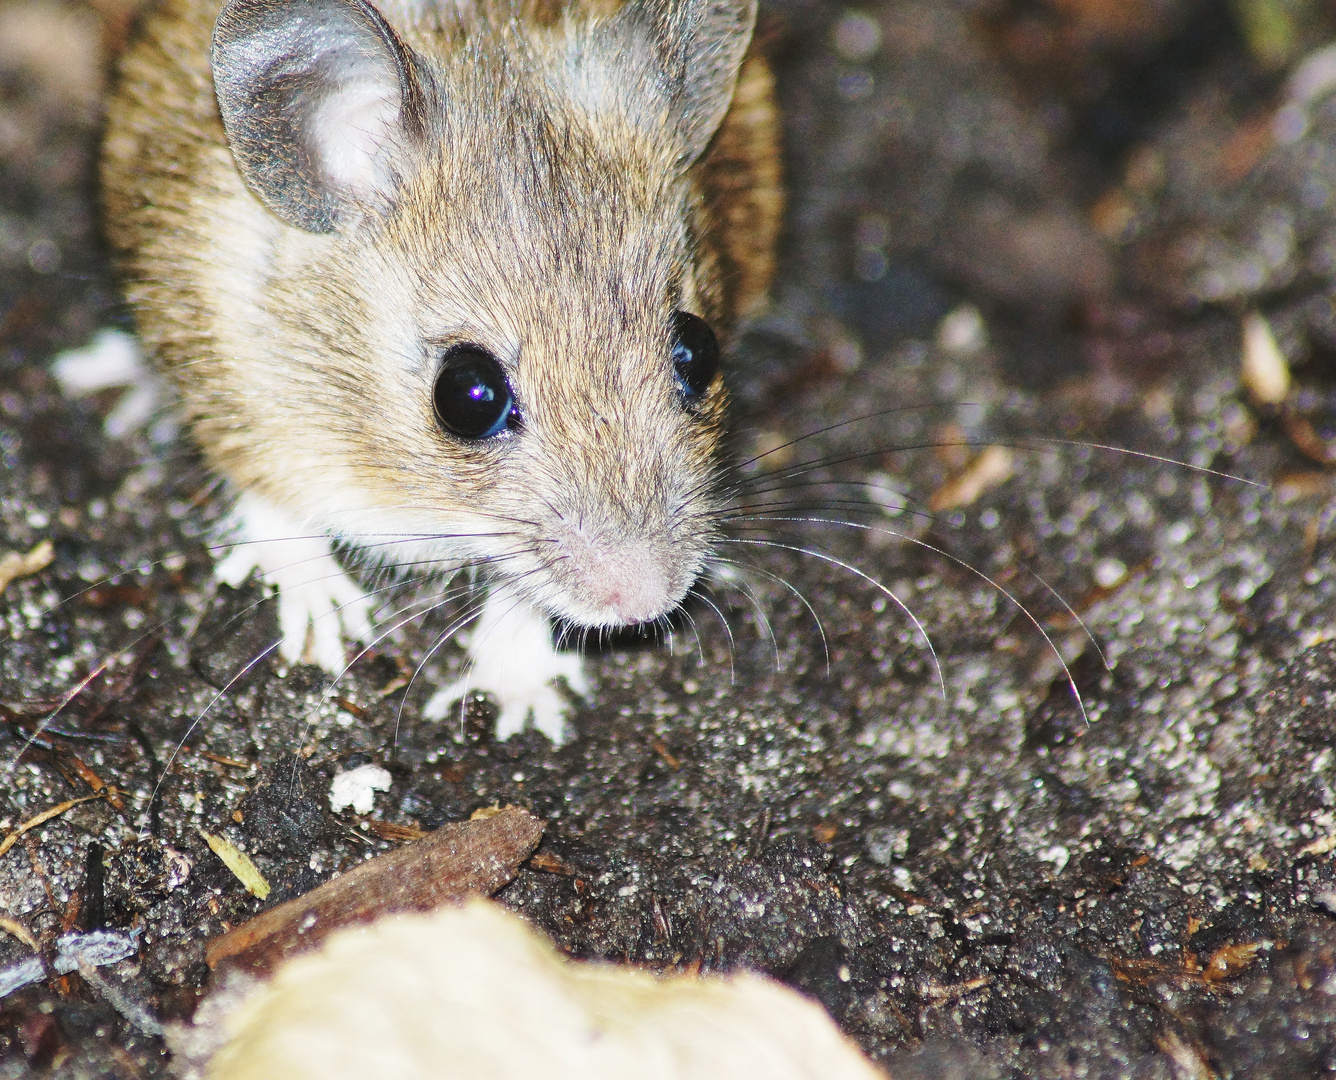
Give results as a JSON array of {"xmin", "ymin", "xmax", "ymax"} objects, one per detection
[
  {"xmin": 208, "ymin": 0, "xmax": 758, "ymax": 630},
  {"xmin": 347, "ymin": 91, "xmax": 729, "ymax": 628}
]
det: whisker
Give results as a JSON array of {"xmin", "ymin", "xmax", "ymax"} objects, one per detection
[
  {"xmin": 142, "ymin": 636, "xmax": 284, "ymax": 838},
  {"xmin": 1022, "ymin": 565, "xmax": 1111, "ymax": 674},
  {"xmin": 700, "ymin": 568, "xmax": 780, "ymax": 672},
  {"xmin": 726, "ymin": 515, "xmax": 1089, "ymax": 723},
  {"xmin": 687, "ymin": 588, "xmax": 737, "ymax": 685},
  {"xmin": 716, "ymin": 535, "xmax": 948, "ymax": 705},
  {"xmin": 715, "ymin": 401, "xmax": 982, "ymax": 488},
  {"xmin": 706, "ymin": 555, "xmax": 831, "ymax": 677}
]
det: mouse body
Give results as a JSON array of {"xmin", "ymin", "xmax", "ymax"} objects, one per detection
[{"xmin": 100, "ymin": 0, "xmax": 781, "ymax": 740}]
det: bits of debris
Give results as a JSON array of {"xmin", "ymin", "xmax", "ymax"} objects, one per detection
[
  {"xmin": 1093, "ymin": 557, "xmax": 1129, "ymax": 590},
  {"xmin": 199, "ymin": 830, "xmax": 270, "ymax": 901},
  {"xmin": 173, "ymin": 900, "xmax": 884, "ymax": 1080},
  {"xmin": 0, "ymin": 957, "xmax": 44, "ymax": 1000},
  {"xmin": 365, "ymin": 820, "xmax": 426, "ymax": 844},
  {"xmin": 865, "ymin": 825, "xmax": 910, "ymax": 866},
  {"xmin": 936, "ymin": 303, "xmax": 988, "ymax": 356},
  {"xmin": 52, "ymin": 927, "xmax": 141, "ymax": 974},
  {"xmin": 1155, "ymin": 1029, "xmax": 1214, "ymax": 1080},
  {"xmin": 1241, "ymin": 311, "xmax": 1291, "ymax": 405},
  {"xmin": 205, "ymin": 806, "xmax": 543, "ymax": 979},
  {"xmin": 864, "ymin": 471, "xmax": 909, "ymax": 518},
  {"xmin": 0, "ymin": 917, "xmax": 37, "ymax": 951},
  {"xmin": 0, "ymin": 791, "xmax": 110, "ymax": 858},
  {"xmin": 329, "ymin": 763, "xmax": 393, "ymax": 815},
  {"xmin": 0, "ymin": 927, "xmax": 141, "ymax": 1003},
  {"xmin": 1203, "ymin": 940, "xmax": 1270, "ymax": 982},
  {"xmin": 929, "ymin": 445, "xmax": 1015, "ymax": 512},
  {"xmin": 0, "ymin": 538, "xmax": 53, "ymax": 598},
  {"xmin": 1298, "ymin": 834, "xmax": 1336, "ymax": 858}
]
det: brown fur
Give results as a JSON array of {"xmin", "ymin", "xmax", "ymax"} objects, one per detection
[{"xmin": 101, "ymin": 0, "xmax": 782, "ymax": 627}]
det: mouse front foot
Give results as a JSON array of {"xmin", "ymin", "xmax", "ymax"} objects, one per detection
[
  {"xmin": 50, "ymin": 329, "xmax": 168, "ymax": 439},
  {"xmin": 214, "ymin": 493, "xmax": 373, "ymax": 673},
  {"xmin": 422, "ymin": 587, "xmax": 587, "ymax": 745}
]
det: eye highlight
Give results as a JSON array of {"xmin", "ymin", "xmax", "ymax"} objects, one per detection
[
  {"xmin": 670, "ymin": 311, "xmax": 719, "ymax": 398},
  {"xmin": 432, "ymin": 346, "xmax": 516, "ymax": 440}
]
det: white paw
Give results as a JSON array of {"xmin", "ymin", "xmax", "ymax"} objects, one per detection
[
  {"xmin": 422, "ymin": 587, "xmax": 586, "ymax": 744},
  {"xmin": 50, "ymin": 329, "xmax": 166, "ymax": 438},
  {"xmin": 215, "ymin": 493, "xmax": 372, "ymax": 673}
]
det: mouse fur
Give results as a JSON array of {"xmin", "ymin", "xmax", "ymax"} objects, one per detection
[{"xmin": 100, "ymin": 0, "xmax": 781, "ymax": 740}]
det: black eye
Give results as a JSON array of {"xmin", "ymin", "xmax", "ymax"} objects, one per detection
[
  {"xmin": 671, "ymin": 311, "xmax": 719, "ymax": 398},
  {"xmin": 432, "ymin": 346, "xmax": 515, "ymax": 440}
]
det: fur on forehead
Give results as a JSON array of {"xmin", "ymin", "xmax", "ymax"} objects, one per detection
[{"xmin": 376, "ymin": 30, "xmax": 698, "ymax": 352}]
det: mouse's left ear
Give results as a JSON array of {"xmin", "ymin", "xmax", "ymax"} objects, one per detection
[
  {"xmin": 617, "ymin": 0, "xmax": 758, "ymax": 163},
  {"xmin": 212, "ymin": 0, "xmax": 426, "ymax": 233}
]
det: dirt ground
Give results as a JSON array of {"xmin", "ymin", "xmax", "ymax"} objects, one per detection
[{"xmin": 7, "ymin": 1, "xmax": 1336, "ymax": 1076}]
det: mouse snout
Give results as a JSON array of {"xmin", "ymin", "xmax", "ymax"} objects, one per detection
[{"xmin": 549, "ymin": 523, "xmax": 687, "ymax": 627}]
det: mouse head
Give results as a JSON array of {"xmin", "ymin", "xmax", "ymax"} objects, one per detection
[{"xmin": 210, "ymin": 0, "xmax": 758, "ymax": 629}]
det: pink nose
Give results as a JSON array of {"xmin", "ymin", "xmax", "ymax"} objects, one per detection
[
  {"xmin": 585, "ymin": 565, "xmax": 673, "ymax": 625},
  {"xmin": 554, "ymin": 527, "xmax": 680, "ymax": 627}
]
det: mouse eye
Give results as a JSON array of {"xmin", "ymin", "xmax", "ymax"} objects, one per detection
[
  {"xmin": 432, "ymin": 346, "xmax": 516, "ymax": 440},
  {"xmin": 670, "ymin": 311, "xmax": 719, "ymax": 398}
]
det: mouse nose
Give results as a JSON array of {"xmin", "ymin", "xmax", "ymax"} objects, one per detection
[
  {"xmin": 551, "ymin": 526, "xmax": 684, "ymax": 627},
  {"xmin": 587, "ymin": 565, "xmax": 673, "ymax": 625}
]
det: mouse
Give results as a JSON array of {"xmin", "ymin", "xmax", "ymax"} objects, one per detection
[{"xmin": 97, "ymin": 0, "xmax": 782, "ymax": 743}]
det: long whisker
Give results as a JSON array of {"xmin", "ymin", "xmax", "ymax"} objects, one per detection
[
  {"xmin": 706, "ymin": 555, "xmax": 831, "ymax": 676},
  {"xmin": 698, "ymin": 567, "xmax": 779, "ymax": 672},
  {"xmin": 722, "ymin": 401, "xmax": 982, "ymax": 480},
  {"xmin": 715, "ymin": 535, "xmax": 948, "ymax": 703},
  {"xmin": 1022, "ymin": 565, "xmax": 1111, "ymax": 674},
  {"xmin": 687, "ymin": 588, "xmax": 737, "ymax": 685},
  {"xmin": 143, "ymin": 636, "xmax": 284, "ymax": 837},
  {"xmin": 727, "ymin": 515, "xmax": 1089, "ymax": 723}
]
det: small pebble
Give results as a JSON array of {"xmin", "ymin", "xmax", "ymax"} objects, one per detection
[{"xmin": 1093, "ymin": 558, "xmax": 1128, "ymax": 590}]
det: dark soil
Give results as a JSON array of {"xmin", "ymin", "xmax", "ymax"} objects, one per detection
[{"xmin": 6, "ymin": 1, "xmax": 1336, "ymax": 1077}]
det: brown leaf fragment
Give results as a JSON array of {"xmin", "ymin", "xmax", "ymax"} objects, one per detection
[
  {"xmin": 918, "ymin": 975, "xmax": 992, "ymax": 1004},
  {"xmin": 527, "ymin": 850, "xmax": 576, "ymax": 876},
  {"xmin": 812, "ymin": 823, "xmax": 838, "ymax": 844},
  {"xmin": 199, "ymin": 750, "xmax": 252, "ymax": 769},
  {"xmin": 365, "ymin": 820, "xmax": 426, "ymax": 843},
  {"xmin": 205, "ymin": 806, "xmax": 543, "ymax": 979},
  {"xmin": 650, "ymin": 738, "xmax": 681, "ymax": 771},
  {"xmin": 62, "ymin": 750, "xmax": 122, "ymax": 809},
  {"xmin": 0, "ymin": 539, "xmax": 53, "ymax": 598},
  {"xmin": 1281, "ymin": 406, "xmax": 1336, "ymax": 467},
  {"xmin": 1203, "ymin": 940, "xmax": 1268, "ymax": 982}
]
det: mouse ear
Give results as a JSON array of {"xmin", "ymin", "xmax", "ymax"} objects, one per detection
[
  {"xmin": 619, "ymin": 0, "xmax": 757, "ymax": 162},
  {"xmin": 212, "ymin": 0, "xmax": 425, "ymax": 233}
]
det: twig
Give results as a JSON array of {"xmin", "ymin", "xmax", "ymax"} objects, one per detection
[{"xmin": 0, "ymin": 791, "xmax": 111, "ymax": 858}]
